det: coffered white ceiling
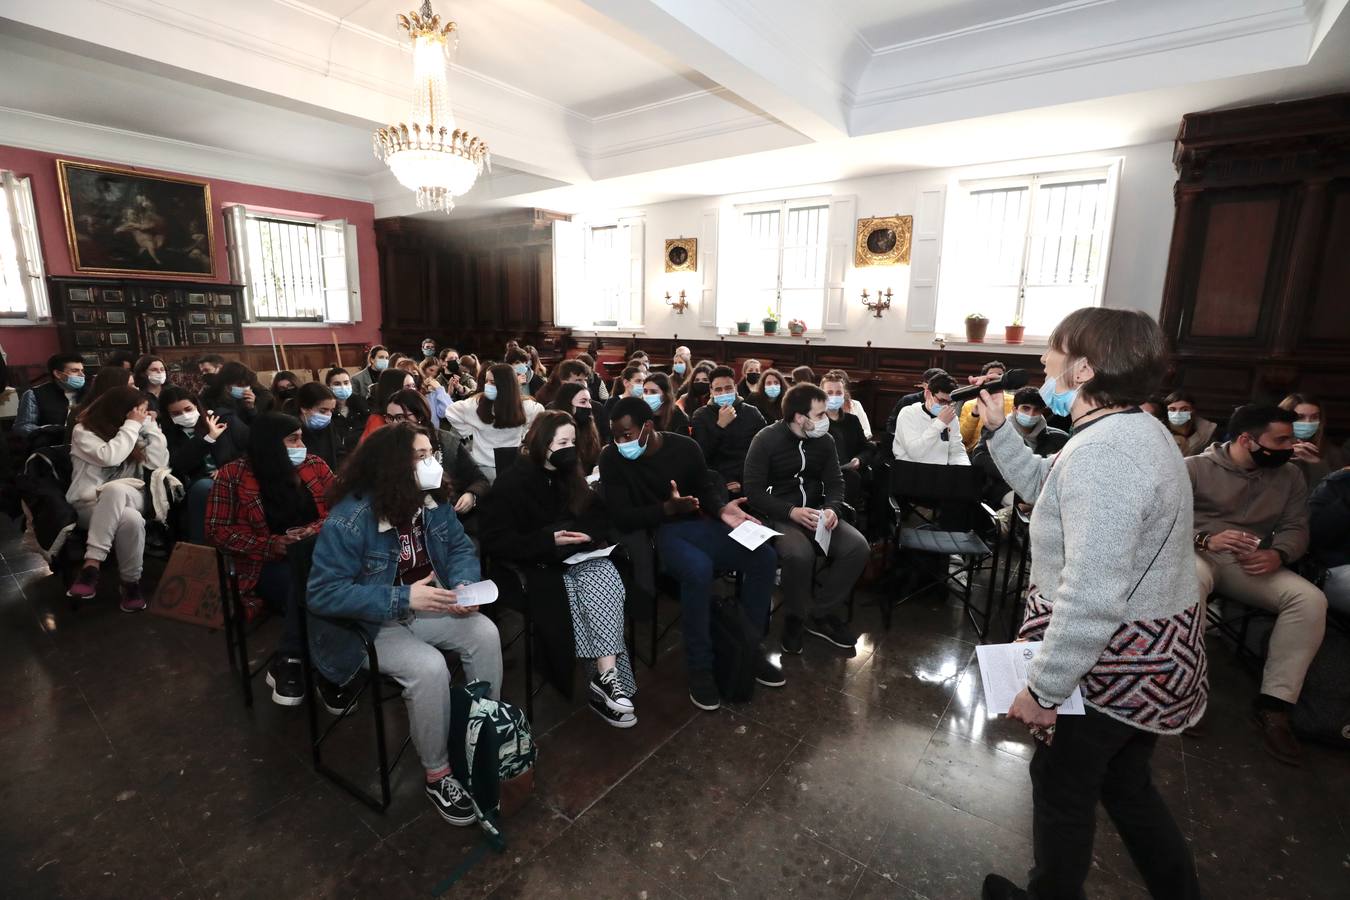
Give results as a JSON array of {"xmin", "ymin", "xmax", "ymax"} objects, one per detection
[{"xmin": 1, "ymin": 0, "xmax": 1348, "ymax": 216}]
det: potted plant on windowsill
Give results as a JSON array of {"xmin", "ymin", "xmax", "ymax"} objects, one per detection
[
  {"xmin": 1005, "ymin": 316, "xmax": 1025, "ymax": 344},
  {"xmin": 762, "ymin": 306, "xmax": 780, "ymax": 335},
  {"xmin": 964, "ymin": 312, "xmax": 989, "ymax": 343},
  {"xmin": 736, "ymin": 320, "xmax": 751, "ymax": 335},
  {"xmin": 787, "ymin": 317, "xmax": 807, "ymax": 337}
]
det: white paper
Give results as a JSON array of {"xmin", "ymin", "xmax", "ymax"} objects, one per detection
[
  {"xmin": 585, "ymin": 470, "xmax": 601, "ymax": 484},
  {"xmin": 563, "ymin": 544, "xmax": 617, "ymax": 565},
  {"xmin": 728, "ymin": 521, "xmax": 782, "ymax": 551},
  {"xmin": 452, "ymin": 579, "xmax": 499, "ymax": 607},
  {"xmin": 974, "ymin": 641, "xmax": 1085, "ymax": 716},
  {"xmin": 814, "ymin": 510, "xmax": 831, "ymax": 554}
]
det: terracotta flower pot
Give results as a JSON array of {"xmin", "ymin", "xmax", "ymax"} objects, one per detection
[
  {"xmin": 1005, "ymin": 324, "xmax": 1025, "ymax": 344},
  {"xmin": 965, "ymin": 317, "xmax": 989, "ymax": 343}
]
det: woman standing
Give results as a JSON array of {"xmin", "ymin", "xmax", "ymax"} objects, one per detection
[
  {"xmin": 1278, "ymin": 393, "xmax": 1343, "ymax": 489},
  {"xmin": 547, "ymin": 383, "xmax": 602, "ymax": 473},
  {"xmin": 446, "ymin": 363, "xmax": 543, "ymax": 483},
  {"xmin": 65, "ymin": 386, "xmax": 169, "ymax": 609},
  {"xmin": 133, "ymin": 355, "xmax": 169, "ymax": 415},
  {"xmin": 980, "ymin": 308, "xmax": 1204, "ymax": 900},
  {"xmin": 480, "ymin": 410, "xmax": 636, "ymax": 727}
]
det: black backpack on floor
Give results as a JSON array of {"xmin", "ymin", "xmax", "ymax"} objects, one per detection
[
  {"xmin": 1291, "ymin": 617, "xmax": 1350, "ymax": 750},
  {"xmin": 710, "ymin": 596, "xmax": 756, "ymax": 702}
]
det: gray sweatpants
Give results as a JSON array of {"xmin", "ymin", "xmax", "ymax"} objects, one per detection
[
  {"xmin": 371, "ymin": 611, "xmax": 503, "ymax": 773},
  {"xmin": 767, "ymin": 516, "xmax": 870, "ymax": 620},
  {"xmin": 74, "ymin": 481, "xmax": 146, "ymax": 582}
]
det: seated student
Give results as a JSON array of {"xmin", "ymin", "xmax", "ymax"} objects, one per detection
[
  {"xmin": 350, "ymin": 344, "xmax": 390, "ymax": 401},
  {"xmin": 202, "ymin": 361, "xmax": 274, "ymax": 427},
  {"xmin": 957, "ymin": 360, "xmax": 1013, "ymax": 450},
  {"xmin": 15, "ymin": 353, "xmax": 87, "ymax": 449},
  {"xmin": 270, "ymin": 371, "xmax": 300, "ymax": 409},
  {"xmin": 744, "ymin": 384, "xmax": 867, "ymax": 653},
  {"xmin": 415, "ymin": 357, "xmax": 454, "ymax": 429},
  {"xmin": 197, "ymin": 354, "xmax": 225, "ymax": 379},
  {"xmin": 736, "ymin": 358, "xmax": 762, "ymax": 399},
  {"xmin": 675, "ymin": 364, "xmax": 712, "ymax": 414},
  {"xmin": 644, "ymin": 372, "xmax": 690, "ymax": 436},
  {"xmin": 308, "ymin": 423, "xmax": 501, "ymax": 826},
  {"xmin": 603, "ymin": 365, "xmax": 647, "ymax": 439},
  {"xmin": 669, "ymin": 348, "xmax": 691, "ymax": 392},
  {"xmin": 1189, "ymin": 404, "xmax": 1327, "ymax": 765},
  {"xmin": 600, "ymin": 396, "xmax": 780, "ymax": 711},
  {"xmin": 420, "ymin": 337, "xmax": 438, "ymax": 360},
  {"xmin": 692, "ymin": 364, "xmax": 768, "ymax": 494},
  {"xmin": 746, "ymin": 368, "xmax": 786, "ymax": 425},
  {"xmin": 295, "ymin": 382, "xmax": 350, "ymax": 473},
  {"xmin": 547, "ymin": 382, "xmax": 603, "ymax": 474},
  {"xmin": 457, "ymin": 353, "xmax": 481, "ymax": 395},
  {"xmin": 160, "ymin": 385, "xmax": 240, "ymax": 543},
  {"xmin": 1140, "ymin": 393, "xmax": 1170, "ymax": 430},
  {"xmin": 1310, "ymin": 458, "xmax": 1350, "ymax": 615},
  {"xmin": 207, "ymin": 412, "xmax": 334, "ymax": 707},
  {"xmin": 445, "ymin": 363, "xmax": 543, "ymax": 484},
  {"xmin": 892, "ymin": 373, "xmax": 970, "ymax": 466},
  {"xmin": 971, "ymin": 387, "xmax": 1069, "ymax": 508},
  {"xmin": 883, "ymin": 367, "xmax": 947, "ymax": 438},
  {"xmin": 481, "ymin": 410, "xmax": 638, "ymax": 727},
  {"xmin": 505, "ymin": 347, "xmax": 545, "ymax": 398},
  {"xmin": 820, "ymin": 371, "xmax": 871, "ymax": 506},
  {"xmin": 133, "ymin": 355, "xmax": 169, "ymax": 415},
  {"xmin": 789, "ymin": 365, "xmax": 817, "ymax": 387},
  {"xmin": 575, "ymin": 352, "xmax": 608, "ymax": 404},
  {"xmin": 384, "ymin": 389, "xmax": 488, "ymax": 519},
  {"xmin": 1279, "ymin": 393, "xmax": 1343, "ymax": 489},
  {"xmin": 534, "ymin": 358, "xmax": 590, "ymax": 407},
  {"xmin": 66, "ymin": 365, "xmax": 135, "ymax": 437},
  {"xmin": 1166, "ymin": 390, "xmax": 1218, "ymax": 456},
  {"xmin": 324, "ymin": 366, "xmax": 371, "ymax": 427},
  {"xmin": 822, "ymin": 369, "xmax": 873, "ymax": 439},
  {"xmin": 359, "ymin": 368, "xmax": 418, "ymax": 443},
  {"xmin": 65, "ymin": 386, "xmax": 169, "ymax": 610}
]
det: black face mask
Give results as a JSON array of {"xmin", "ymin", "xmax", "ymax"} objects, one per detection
[
  {"xmin": 444, "ymin": 359, "xmax": 460, "ymax": 375},
  {"xmin": 572, "ymin": 406, "xmax": 592, "ymax": 426},
  {"xmin": 549, "ymin": 446, "xmax": 578, "ymax": 472},
  {"xmin": 688, "ymin": 383, "xmax": 710, "ymax": 404},
  {"xmin": 1248, "ymin": 441, "xmax": 1293, "ymax": 469},
  {"xmin": 745, "ymin": 372, "xmax": 760, "ymax": 385},
  {"xmin": 276, "ymin": 388, "xmax": 296, "ymax": 401}
]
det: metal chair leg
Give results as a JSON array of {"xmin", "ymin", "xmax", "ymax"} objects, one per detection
[{"xmin": 523, "ymin": 606, "xmax": 534, "ymax": 722}]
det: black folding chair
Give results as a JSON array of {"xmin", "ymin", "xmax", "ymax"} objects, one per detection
[
  {"xmin": 216, "ymin": 550, "xmax": 275, "ymax": 708},
  {"xmin": 486, "ymin": 557, "xmax": 548, "ymax": 721}
]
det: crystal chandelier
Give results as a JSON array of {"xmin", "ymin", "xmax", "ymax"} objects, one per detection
[{"xmin": 374, "ymin": 1, "xmax": 489, "ymax": 213}]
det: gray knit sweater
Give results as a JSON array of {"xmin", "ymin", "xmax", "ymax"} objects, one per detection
[{"xmin": 988, "ymin": 409, "xmax": 1207, "ymax": 732}]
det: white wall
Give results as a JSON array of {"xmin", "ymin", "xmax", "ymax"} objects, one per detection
[{"xmin": 573, "ymin": 140, "xmax": 1176, "ymax": 349}]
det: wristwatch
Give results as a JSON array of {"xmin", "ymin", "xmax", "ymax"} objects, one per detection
[
  {"xmin": 1027, "ymin": 685, "xmax": 1058, "ymax": 710},
  {"xmin": 1193, "ymin": 532, "xmax": 1211, "ymax": 551}
]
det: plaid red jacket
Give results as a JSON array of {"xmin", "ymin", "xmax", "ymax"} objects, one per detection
[{"xmin": 204, "ymin": 456, "xmax": 334, "ymax": 595}]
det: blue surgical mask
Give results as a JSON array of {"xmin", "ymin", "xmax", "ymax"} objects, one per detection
[
  {"xmin": 1015, "ymin": 412, "xmax": 1041, "ymax": 429},
  {"xmin": 1167, "ymin": 411, "xmax": 1191, "ymax": 427},
  {"xmin": 629, "ymin": 383, "xmax": 643, "ymax": 397},
  {"xmin": 373, "ymin": 358, "xmax": 388, "ymax": 371},
  {"xmin": 484, "ymin": 383, "xmax": 499, "ymax": 401},
  {"xmin": 331, "ymin": 384, "xmax": 352, "ymax": 401},
  {"xmin": 229, "ymin": 385, "xmax": 247, "ymax": 400},
  {"xmin": 643, "ymin": 394, "xmax": 662, "ymax": 412},
  {"xmin": 423, "ymin": 348, "xmax": 435, "ymax": 357},
  {"xmin": 929, "ymin": 402, "xmax": 945, "ymax": 417},
  {"xmin": 616, "ymin": 437, "xmax": 646, "ymax": 460},
  {"xmin": 1038, "ymin": 376, "xmax": 1076, "ymax": 418},
  {"xmin": 713, "ymin": 392, "xmax": 735, "ymax": 408},
  {"xmin": 64, "ymin": 374, "xmax": 85, "ymax": 391},
  {"xmin": 825, "ymin": 395, "xmax": 845, "ymax": 411},
  {"xmin": 673, "ymin": 363, "xmax": 686, "ymax": 375},
  {"xmin": 513, "ymin": 363, "xmax": 529, "ymax": 377},
  {"xmin": 764, "ymin": 384, "xmax": 781, "ymax": 399},
  {"xmin": 287, "ymin": 446, "xmax": 307, "ymax": 466},
  {"xmin": 1293, "ymin": 421, "xmax": 1319, "ymax": 440},
  {"xmin": 304, "ymin": 413, "xmax": 332, "ymax": 430}
]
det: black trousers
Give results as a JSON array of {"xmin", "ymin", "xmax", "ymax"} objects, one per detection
[{"xmin": 1028, "ymin": 708, "xmax": 1200, "ymax": 900}]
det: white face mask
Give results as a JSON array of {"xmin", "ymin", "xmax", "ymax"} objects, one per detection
[
  {"xmin": 171, "ymin": 410, "xmax": 200, "ymax": 429},
  {"xmin": 148, "ymin": 372, "xmax": 167, "ymax": 386},
  {"xmin": 802, "ymin": 414, "xmax": 829, "ymax": 438},
  {"xmin": 416, "ymin": 456, "xmax": 444, "ymax": 491}
]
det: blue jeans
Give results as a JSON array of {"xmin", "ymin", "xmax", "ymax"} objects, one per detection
[{"xmin": 655, "ymin": 518, "xmax": 777, "ymax": 670}]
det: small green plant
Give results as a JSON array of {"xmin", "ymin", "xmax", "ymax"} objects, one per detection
[
  {"xmin": 1010, "ymin": 314, "xmax": 1023, "ymax": 326},
  {"xmin": 763, "ymin": 306, "xmax": 780, "ymax": 323},
  {"xmin": 965, "ymin": 312, "xmax": 988, "ymax": 321}
]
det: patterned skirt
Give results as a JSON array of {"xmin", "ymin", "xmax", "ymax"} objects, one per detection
[{"xmin": 562, "ymin": 558, "xmax": 636, "ymax": 697}]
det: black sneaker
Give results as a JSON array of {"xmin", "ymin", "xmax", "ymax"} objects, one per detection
[
  {"xmin": 755, "ymin": 652, "xmax": 785, "ymax": 688},
  {"xmin": 425, "ymin": 774, "xmax": 476, "ymax": 826},
  {"xmin": 589, "ymin": 696, "xmax": 637, "ymax": 729},
  {"xmin": 981, "ymin": 874, "xmax": 1028, "ymax": 900},
  {"xmin": 314, "ymin": 675, "xmax": 359, "ymax": 717},
  {"xmin": 780, "ymin": 615, "xmax": 805, "ymax": 655},
  {"xmin": 806, "ymin": 614, "xmax": 858, "ymax": 649},
  {"xmin": 265, "ymin": 657, "xmax": 304, "ymax": 707},
  {"xmin": 589, "ymin": 667, "xmax": 634, "ymax": 715},
  {"xmin": 688, "ymin": 668, "xmax": 721, "ymax": 711}
]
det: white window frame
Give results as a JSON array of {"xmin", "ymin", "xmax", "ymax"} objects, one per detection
[
  {"xmin": 936, "ymin": 163, "xmax": 1119, "ymax": 340},
  {"xmin": 552, "ymin": 216, "xmax": 644, "ymax": 330},
  {"xmin": 0, "ymin": 171, "xmax": 52, "ymax": 325},
  {"xmin": 723, "ymin": 196, "xmax": 836, "ymax": 331},
  {"xmin": 223, "ymin": 204, "xmax": 360, "ymax": 326}
]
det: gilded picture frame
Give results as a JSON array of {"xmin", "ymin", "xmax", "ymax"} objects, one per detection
[
  {"xmin": 664, "ymin": 237, "xmax": 697, "ymax": 273},
  {"xmin": 854, "ymin": 215, "xmax": 912, "ymax": 267}
]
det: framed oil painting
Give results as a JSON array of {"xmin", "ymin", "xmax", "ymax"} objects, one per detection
[{"xmin": 57, "ymin": 160, "xmax": 215, "ymax": 277}]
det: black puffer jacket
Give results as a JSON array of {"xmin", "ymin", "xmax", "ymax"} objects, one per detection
[
  {"xmin": 1310, "ymin": 469, "xmax": 1350, "ymax": 569},
  {"xmin": 691, "ymin": 400, "xmax": 767, "ymax": 485},
  {"xmin": 742, "ymin": 421, "xmax": 844, "ymax": 520}
]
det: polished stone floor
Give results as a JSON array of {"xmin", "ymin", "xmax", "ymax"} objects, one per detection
[{"xmin": 1, "ymin": 525, "xmax": 1348, "ymax": 899}]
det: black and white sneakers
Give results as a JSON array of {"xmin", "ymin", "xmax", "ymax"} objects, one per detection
[
  {"xmin": 688, "ymin": 668, "xmax": 721, "ymax": 711},
  {"xmin": 425, "ymin": 774, "xmax": 476, "ymax": 826},
  {"xmin": 314, "ymin": 676, "xmax": 359, "ymax": 717},
  {"xmin": 806, "ymin": 615, "xmax": 858, "ymax": 649},
  {"xmin": 589, "ymin": 668, "xmax": 637, "ymax": 728},
  {"xmin": 780, "ymin": 615, "xmax": 805, "ymax": 655},
  {"xmin": 754, "ymin": 652, "xmax": 786, "ymax": 688},
  {"xmin": 265, "ymin": 657, "xmax": 305, "ymax": 707}
]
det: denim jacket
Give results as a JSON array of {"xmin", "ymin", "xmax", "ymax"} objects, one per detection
[{"xmin": 307, "ymin": 492, "xmax": 481, "ymax": 686}]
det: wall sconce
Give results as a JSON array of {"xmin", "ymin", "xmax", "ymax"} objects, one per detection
[
  {"xmin": 665, "ymin": 290, "xmax": 689, "ymax": 315},
  {"xmin": 860, "ymin": 287, "xmax": 892, "ymax": 318}
]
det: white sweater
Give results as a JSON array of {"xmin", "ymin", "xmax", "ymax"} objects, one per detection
[
  {"xmin": 891, "ymin": 403, "xmax": 970, "ymax": 466},
  {"xmin": 445, "ymin": 396, "xmax": 543, "ymax": 483},
  {"xmin": 67, "ymin": 419, "xmax": 170, "ymax": 506}
]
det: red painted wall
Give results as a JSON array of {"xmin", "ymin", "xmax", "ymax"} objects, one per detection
[{"xmin": 0, "ymin": 144, "xmax": 382, "ymax": 367}]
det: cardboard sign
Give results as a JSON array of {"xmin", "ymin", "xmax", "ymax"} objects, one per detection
[{"xmin": 150, "ymin": 542, "xmax": 225, "ymax": 628}]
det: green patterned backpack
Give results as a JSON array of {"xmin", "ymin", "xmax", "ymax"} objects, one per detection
[{"xmin": 448, "ymin": 681, "xmax": 537, "ymax": 849}]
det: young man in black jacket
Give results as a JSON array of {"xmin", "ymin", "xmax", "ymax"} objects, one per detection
[
  {"xmin": 599, "ymin": 397, "xmax": 781, "ymax": 711},
  {"xmin": 743, "ymin": 383, "xmax": 868, "ymax": 653},
  {"xmin": 691, "ymin": 366, "xmax": 767, "ymax": 495},
  {"xmin": 13, "ymin": 353, "xmax": 86, "ymax": 450}
]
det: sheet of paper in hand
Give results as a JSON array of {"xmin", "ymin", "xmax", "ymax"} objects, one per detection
[{"xmin": 975, "ymin": 641, "xmax": 1085, "ymax": 716}]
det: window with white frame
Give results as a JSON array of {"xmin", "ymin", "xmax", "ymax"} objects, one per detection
[
  {"xmin": 0, "ymin": 171, "xmax": 51, "ymax": 322},
  {"xmin": 936, "ymin": 166, "xmax": 1117, "ymax": 338},
  {"xmin": 722, "ymin": 198, "xmax": 830, "ymax": 330},
  {"xmin": 552, "ymin": 217, "xmax": 644, "ymax": 329},
  {"xmin": 223, "ymin": 205, "xmax": 360, "ymax": 324}
]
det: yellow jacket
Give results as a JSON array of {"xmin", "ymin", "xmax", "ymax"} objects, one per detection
[{"xmin": 959, "ymin": 394, "xmax": 1015, "ymax": 450}]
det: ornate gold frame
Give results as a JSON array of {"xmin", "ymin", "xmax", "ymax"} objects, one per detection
[
  {"xmin": 854, "ymin": 215, "xmax": 912, "ymax": 267},
  {"xmin": 664, "ymin": 237, "xmax": 697, "ymax": 273},
  {"xmin": 57, "ymin": 158, "xmax": 216, "ymax": 278}
]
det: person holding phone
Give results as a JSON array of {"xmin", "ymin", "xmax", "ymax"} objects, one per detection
[
  {"xmin": 307, "ymin": 422, "xmax": 501, "ymax": 827},
  {"xmin": 979, "ymin": 308, "xmax": 1204, "ymax": 900}
]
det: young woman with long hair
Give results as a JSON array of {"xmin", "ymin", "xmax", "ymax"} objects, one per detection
[
  {"xmin": 133, "ymin": 354, "xmax": 169, "ymax": 414},
  {"xmin": 445, "ymin": 362, "xmax": 543, "ymax": 483},
  {"xmin": 359, "ymin": 368, "xmax": 418, "ymax": 442},
  {"xmin": 643, "ymin": 372, "xmax": 689, "ymax": 435},
  {"xmin": 308, "ymin": 422, "xmax": 501, "ymax": 826},
  {"xmin": 202, "ymin": 361, "xmax": 272, "ymax": 427},
  {"xmin": 160, "ymin": 384, "xmax": 238, "ymax": 543},
  {"xmin": 379, "ymin": 389, "xmax": 488, "ymax": 517},
  {"xmin": 547, "ymin": 382, "xmax": 602, "ymax": 473},
  {"xmin": 1279, "ymin": 392, "xmax": 1342, "ymax": 488},
  {"xmin": 747, "ymin": 368, "xmax": 787, "ymax": 424},
  {"xmin": 505, "ymin": 346, "xmax": 544, "ymax": 398},
  {"xmin": 206, "ymin": 411, "xmax": 333, "ymax": 706},
  {"xmin": 534, "ymin": 358, "xmax": 590, "ymax": 407},
  {"xmin": 296, "ymin": 381, "xmax": 348, "ymax": 472},
  {"xmin": 415, "ymin": 356, "xmax": 454, "ymax": 428},
  {"xmin": 481, "ymin": 410, "xmax": 637, "ymax": 727},
  {"xmin": 65, "ymin": 386, "xmax": 169, "ymax": 610},
  {"xmin": 270, "ymin": 371, "xmax": 301, "ymax": 408},
  {"xmin": 67, "ymin": 364, "xmax": 135, "ymax": 435}
]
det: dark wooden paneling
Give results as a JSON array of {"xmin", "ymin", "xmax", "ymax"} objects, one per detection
[
  {"xmin": 1301, "ymin": 180, "xmax": 1350, "ymax": 350},
  {"xmin": 1186, "ymin": 190, "xmax": 1284, "ymax": 340}
]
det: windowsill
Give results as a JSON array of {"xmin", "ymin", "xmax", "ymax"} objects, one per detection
[
  {"xmin": 242, "ymin": 322, "xmax": 356, "ymax": 329},
  {"xmin": 934, "ymin": 337, "xmax": 1048, "ymax": 351},
  {"xmin": 567, "ymin": 326, "xmax": 646, "ymax": 336},
  {"xmin": 719, "ymin": 331, "xmax": 829, "ymax": 343}
]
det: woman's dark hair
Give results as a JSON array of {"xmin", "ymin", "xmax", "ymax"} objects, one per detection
[
  {"xmin": 385, "ymin": 388, "xmax": 432, "ymax": 426},
  {"xmin": 297, "ymin": 381, "xmax": 335, "ymax": 412},
  {"xmin": 81, "ymin": 365, "xmax": 135, "ymax": 413},
  {"xmin": 372, "ymin": 368, "xmax": 414, "ymax": 413},
  {"xmin": 159, "ymin": 385, "xmax": 206, "ymax": 436},
  {"xmin": 77, "ymin": 386, "xmax": 149, "ymax": 462},
  {"xmin": 132, "ymin": 355, "xmax": 165, "ymax": 391},
  {"xmin": 324, "ymin": 366, "xmax": 349, "ymax": 385},
  {"xmin": 750, "ymin": 367, "xmax": 787, "ymax": 422},
  {"xmin": 477, "ymin": 363, "xmax": 526, "ymax": 428},
  {"xmin": 548, "ymin": 382, "xmax": 601, "ymax": 471},
  {"xmin": 247, "ymin": 412, "xmax": 308, "ymax": 529},
  {"xmin": 612, "ymin": 365, "xmax": 644, "ymax": 397},
  {"xmin": 367, "ymin": 344, "xmax": 388, "ymax": 364},
  {"xmin": 574, "ymin": 352, "xmax": 596, "ymax": 370},
  {"xmin": 684, "ymin": 380, "xmax": 710, "ymax": 410},
  {"xmin": 790, "ymin": 365, "xmax": 817, "ymax": 386},
  {"xmin": 218, "ymin": 361, "xmax": 254, "ymax": 388},
  {"xmin": 645, "ymin": 372, "xmax": 676, "ymax": 430},
  {"xmin": 522, "ymin": 410, "xmax": 593, "ymax": 516},
  {"xmin": 752, "ymin": 368, "xmax": 786, "ymax": 397},
  {"xmin": 1164, "ymin": 390, "xmax": 1196, "ymax": 407},
  {"xmin": 331, "ymin": 422, "xmax": 446, "ymax": 526},
  {"xmin": 271, "ymin": 371, "xmax": 300, "ymax": 394},
  {"xmin": 504, "ymin": 347, "xmax": 530, "ymax": 367},
  {"xmin": 1048, "ymin": 308, "xmax": 1165, "ymax": 408},
  {"xmin": 459, "ymin": 354, "xmax": 480, "ymax": 382},
  {"xmin": 526, "ymin": 345, "xmax": 546, "ymax": 377}
]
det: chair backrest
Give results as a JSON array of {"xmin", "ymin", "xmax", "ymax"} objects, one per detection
[
  {"xmin": 891, "ymin": 460, "xmax": 983, "ymax": 531},
  {"xmin": 493, "ymin": 445, "xmax": 522, "ymax": 475}
]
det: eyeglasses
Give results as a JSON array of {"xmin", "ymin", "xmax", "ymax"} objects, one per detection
[{"xmin": 385, "ymin": 413, "xmax": 415, "ymax": 423}]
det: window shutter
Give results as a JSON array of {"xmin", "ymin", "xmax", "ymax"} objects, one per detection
[
  {"xmin": 906, "ymin": 185, "xmax": 946, "ymax": 332},
  {"xmin": 698, "ymin": 208, "xmax": 719, "ymax": 327},
  {"xmin": 2, "ymin": 173, "xmax": 50, "ymax": 321},
  {"xmin": 317, "ymin": 218, "xmax": 352, "ymax": 323},
  {"xmin": 345, "ymin": 222, "xmax": 362, "ymax": 323},
  {"xmin": 620, "ymin": 215, "xmax": 645, "ymax": 327},
  {"xmin": 223, "ymin": 204, "xmax": 254, "ymax": 322},
  {"xmin": 551, "ymin": 219, "xmax": 584, "ymax": 328},
  {"xmin": 824, "ymin": 195, "xmax": 856, "ymax": 330}
]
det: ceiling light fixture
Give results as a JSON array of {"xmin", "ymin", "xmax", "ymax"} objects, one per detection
[{"xmin": 374, "ymin": 1, "xmax": 489, "ymax": 214}]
